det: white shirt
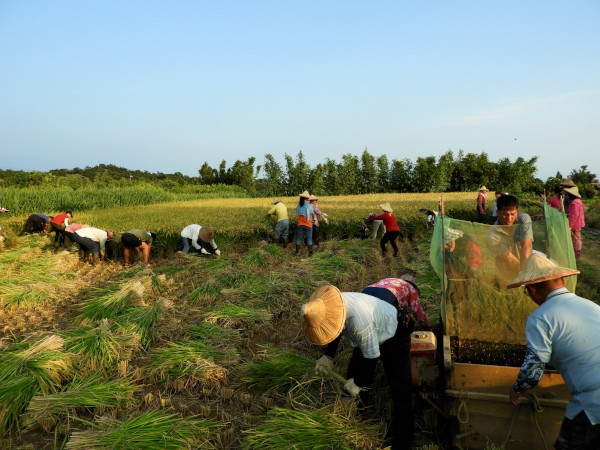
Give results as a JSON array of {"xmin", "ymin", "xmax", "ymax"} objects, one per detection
[
  {"xmin": 75, "ymin": 227, "xmax": 108, "ymax": 254},
  {"xmin": 341, "ymin": 292, "xmax": 398, "ymax": 359},
  {"xmin": 180, "ymin": 224, "xmax": 217, "ymax": 250}
]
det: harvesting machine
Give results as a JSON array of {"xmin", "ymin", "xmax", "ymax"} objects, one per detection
[{"xmin": 408, "ymin": 203, "xmax": 577, "ymax": 449}]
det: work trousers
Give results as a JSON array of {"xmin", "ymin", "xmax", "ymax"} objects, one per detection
[
  {"xmin": 380, "ymin": 230, "xmax": 401, "ymax": 255},
  {"xmin": 346, "ymin": 326, "xmax": 413, "ymax": 450}
]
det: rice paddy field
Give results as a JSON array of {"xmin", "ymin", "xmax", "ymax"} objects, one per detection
[{"xmin": 0, "ymin": 192, "xmax": 597, "ymax": 450}]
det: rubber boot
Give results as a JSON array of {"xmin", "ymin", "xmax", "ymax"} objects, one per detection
[
  {"xmin": 295, "ymin": 244, "xmax": 300, "ymax": 255},
  {"xmin": 308, "ymin": 245, "xmax": 314, "ymax": 257}
]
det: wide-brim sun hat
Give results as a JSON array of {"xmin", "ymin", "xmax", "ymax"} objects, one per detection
[
  {"xmin": 563, "ymin": 186, "xmax": 581, "ymax": 199},
  {"xmin": 400, "ymin": 274, "xmax": 420, "ymax": 295},
  {"xmin": 507, "ymin": 253, "xmax": 580, "ymax": 289},
  {"xmin": 478, "ymin": 186, "xmax": 489, "ymax": 192},
  {"xmin": 559, "ymin": 179, "xmax": 577, "ymax": 188},
  {"xmin": 299, "ymin": 190, "xmax": 311, "ymax": 199},
  {"xmin": 272, "ymin": 197, "xmax": 281, "ymax": 205},
  {"xmin": 380, "ymin": 202, "xmax": 393, "ymax": 213},
  {"xmin": 309, "ymin": 195, "xmax": 319, "ymax": 201},
  {"xmin": 301, "ymin": 285, "xmax": 346, "ymax": 345},
  {"xmin": 444, "ymin": 227, "xmax": 464, "ymax": 243},
  {"xmin": 199, "ymin": 226, "xmax": 214, "ymax": 242}
]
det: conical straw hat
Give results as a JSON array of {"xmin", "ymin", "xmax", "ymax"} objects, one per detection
[
  {"xmin": 559, "ymin": 179, "xmax": 576, "ymax": 188},
  {"xmin": 301, "ymin": 285, "xmax": 346, "ymax": 345},
  {"xmin": 199, "ymin": 226, "xmax": 214, "ymax": 242},
  {"xmin": 380, "ymin": 202, "xmax": 393, "ymax": 213},
  {"xmin": 272, "ymin": 197, "xmax": 281, "ymax": 204},
  {"xmin": 507, "ymin": 253, "xmax": 579, "ymax": 289},
  {"xmin": 478, "ymin": 186, "xmax": 489, "ymax": 192},
  {"xmin": 299, "ymin": 190, "xmax": 311, "ymax": 199},
  {"xmin": 563, "ymin": 186, "xmax": 581, "ymax": 199},
  {"xmin": 444, "ymin": 227, "xmax": 464, "ymax": 243}
]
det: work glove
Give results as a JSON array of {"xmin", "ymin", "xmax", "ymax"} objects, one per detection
[
  {"xmin": 322, "ymin": 217, "xmax": 329, "ymax": 224},
  {"xmin": 214, "ymin": 249, "xmax": 221, "ymax": 256},
  {"xmin": 200, "ymin": 248, "xmax": 209, "ymax": 255},
  {"xmin": 314, "ymin": 355, "xmax": 333, "ymax": 376},
  {"xmin": 344, "ymin": 378, "xmax": 362, "ymax": 397}
]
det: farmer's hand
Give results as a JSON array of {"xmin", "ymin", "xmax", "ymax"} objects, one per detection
[
  {"xmin": 200, "ymin": 248, "xmax": 209, "ymax": 255},
  {"xmin": 214, "ymin": 249, "xmax": 221, "ymax": 256},
  {"xmin": 344, "ymin": 378, "xmax": 362, "ymax": 397},
  {"xmin": 314, "ymin": 355, "xmax": 333, "ymax": 375}
]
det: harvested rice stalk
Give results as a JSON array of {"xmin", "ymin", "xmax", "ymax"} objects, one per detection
[
  {"xmin": 239, "ymin": 347, "xmax": 315, "ymax": 392},
  {"xmin": 242, "ymin": 403, "xmax": 384, "ymax": 450},
  {"xmin": 0, "ymin": 334, "xmax": 73, "ymax": 434},
  {"xmin": 23, "ymin": 373, "xmax": 139, "ymax": 431},
  {"xmin": 66, "ymin": 409, "xmax": 218, "ymax": 449},
  {"xmin": 147, "ymin": 340, "xmax": 233, "ymax": 390},
  {"xmin": 77, "ymin": 280, "xmax": 147, "ymax": 322},
  {"xmin": 203, "ymin": 304, "xmax": 272, "ymax": 327},
  {"xmin": 116, "ymin": 298, "xmax": 167, "ymax": 347},
  {"xmin": 187, "ymin": 323, "xmax": 241, "ymax": 346},
  {"xmin": 63, "ymin": 319, "xmax": 141, "ymax": 372}
]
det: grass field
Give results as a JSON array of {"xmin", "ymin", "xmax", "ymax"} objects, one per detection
[{"xmin": 0, "ymin": 193, "xmax": 597, "ymax": 449}]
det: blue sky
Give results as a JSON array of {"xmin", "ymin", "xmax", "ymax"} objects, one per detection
[{"xmin": 1, "ymin": 1, "xmax": 598, "ymax": 181}]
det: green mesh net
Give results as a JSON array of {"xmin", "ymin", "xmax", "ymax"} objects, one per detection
[{"xmin": 430, "ymin": 203, "xmax": 577, "ymax": 349}]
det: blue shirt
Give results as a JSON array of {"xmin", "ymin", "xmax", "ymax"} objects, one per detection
[
  {"xmin": 340, "ymin": 292, "xmax": 398, "ymax": 359},
  {"xmin": 526, "ymin": 287, "xmax": 600, "ymax": 424}
]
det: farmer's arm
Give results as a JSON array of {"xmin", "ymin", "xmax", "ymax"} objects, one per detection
[{"xmin": 510, "ymin": 347, "xmax": 545, "ymax": 405}]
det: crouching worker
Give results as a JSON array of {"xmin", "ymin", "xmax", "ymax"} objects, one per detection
[
  {"xmin": 301, "ymin": 275, "xmax": 430, "ymax": 450},
  {"xmin": 180, "ymin": 224, "xmax": 220, "ymax": 256},
  {"xmin": 507, "ymin": 254, "xmax": 600, "ymax": 449},
  {"xmin": 121, "ymin": 229, "xmax": 156, "ymax": 268},
  {"xmin": 49, "ymin": 210, "xmax": 73, "ymax": 246},
  {"xmin": 71, "ymin": 227, "xmax": 114, "ymax": 264},
  {"xmin": 20, "ymin": 213, "xmax": 52, "ymax": 235}
]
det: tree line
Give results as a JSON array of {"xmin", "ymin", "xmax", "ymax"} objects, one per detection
[
  {"xmin": 199, "ymin": 150, "xmax": 598, "ymax": 199},
  {"xmin": 1, "ymin": 151, "xmax": 597, "ymax": 198}
]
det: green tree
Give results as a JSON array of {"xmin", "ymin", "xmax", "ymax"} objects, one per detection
[
  {"xmin": 199, "ymin": 162, "xmax": 215, "ymax": 184},
  {"xmin": 390, "ymin": 159, "xmax": 413, "ymax": 192},
  {"xmin": 337, "ymin": 154, "xmax": 360, "ymax": 195},
  {"xmin": 569, "ymin": 165, "xmax": 598, "ymax": 199},
  {"xmin": 412, "ymin": 156, "xmax": 438, "ymax": 192},
  {"xmin": 376, "ymin": 155, "xmax": 390, "ymax": 193},
  {"xmin": 261, "ymin": 154, "xmax": 285, "ymax": 196},
  {"xmin": 359, "ymin": 149, "xmax": 377, "ymax": 194},
  {"xmin": 284, "ymin": 151, "xmax": 311, "ymax": 196}
]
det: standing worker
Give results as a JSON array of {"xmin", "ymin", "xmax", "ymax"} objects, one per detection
[
  {"xmin": 308, "ymin": 195, "xmax": 328, "ymax": 247},
  {"xmin": 267, "ymin": 197, "xmax": 289, "ymax": 248},
  {"xmin": 301, "ymin": 275, "xmax": 430, "ymax": 450},
  {"xmin": 476, "ymin": 186, "xmax": 489, "ymax": 223},
  {"xmin": 49, "ymin": 210, "xmax": 73, "ymax": 246},
  {"xmin": 507, "ymin": 254, "xmax": 600, "ymax": 449},
  {"xmin": 370, "ymin": 203, "xmax": 401, "ymax": 257},
  {"xmin": 294, "ymin": 190, "xmax": 314, "ymax": 256},
  {"xmin": 121, "ymin": 229, "xmax": 156, "ymax": 268},
  {"xmin": 71, "ymin": 227, "xmax": 114, "ymax": 264},
  {"xmin": 563, "ymin": 185, "xmax": 585, "ymax": 259},
  {"xmin": 486, "ymin": 194, "xmax": 533, "ymax": 287},
  {"xmin": 180, "ymin": 224, "xmax": 220, "ymax": 256}
]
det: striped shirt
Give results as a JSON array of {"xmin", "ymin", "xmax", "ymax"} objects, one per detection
[{"xmin": 340, "ymin": 292, "xmax": 398, "ymax": 359}]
